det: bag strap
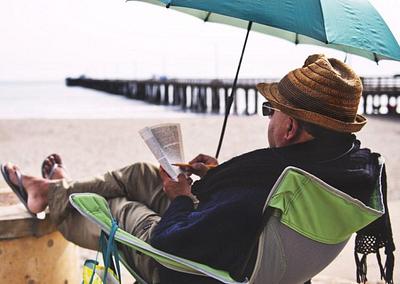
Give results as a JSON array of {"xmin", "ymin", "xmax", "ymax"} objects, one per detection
[
  {"xmin": 101, "ymin": 219, "xmax": 121, "ymax": 283},
  {"xmin": 88, "ymin": 219, "xmax": 121, "ymax": 284},
  {"xmin": 87, "ymin": 240, "xmax": 102, "ymax": 284},
  {"xmin": 87, "ymin": 259, "xmax": 100, "ymax": 284},
  {"xmin": 355, "ymin": 163, "xmax": 395, "ymax": 284}
]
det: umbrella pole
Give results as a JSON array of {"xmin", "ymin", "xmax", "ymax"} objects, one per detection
[{"xmin": 215, "ymin": 21, "xmax": 253, "ymax": 159}]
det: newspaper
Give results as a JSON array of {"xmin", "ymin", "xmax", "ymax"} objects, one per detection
[{"xmin": 139, "ymin": 123, "xmax": 185, "ymax": 181}]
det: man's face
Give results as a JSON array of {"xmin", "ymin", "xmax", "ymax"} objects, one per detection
[{"xmin": 267, "ymin": 109, "xmax": 290, "ymax": 148}]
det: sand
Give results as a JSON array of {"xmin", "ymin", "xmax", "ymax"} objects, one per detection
[{"xmin": 0, "ymin": 115, "xmax": 399, "ymax": 283}]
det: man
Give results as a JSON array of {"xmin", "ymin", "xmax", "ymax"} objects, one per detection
[{"xmin": 1, "ymin": 54, "xmax": 391, "ymax": 283}]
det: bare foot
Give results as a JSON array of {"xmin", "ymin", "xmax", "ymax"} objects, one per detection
[
  {"xmin": 5, "ymin": 163, "xmax": 51, "ymax": 214},
  {"xmin": 42, "ymin": 154, "xmax": 69, "ymax": 180}
]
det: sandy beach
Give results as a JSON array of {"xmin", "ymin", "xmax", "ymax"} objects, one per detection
[{"xmin": 0, "ymin": 115, "xmax": 399, "ymax": 283}]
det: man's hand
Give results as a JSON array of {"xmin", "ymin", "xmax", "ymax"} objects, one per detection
[
  {"xmin": 184, "ymin": 154, "xmax": 218, "ymax": 178},
  {"xmin": 159, "ymin": 167, "xmax": 193, "ymax": 201}
]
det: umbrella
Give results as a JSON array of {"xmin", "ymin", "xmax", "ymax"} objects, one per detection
[{"xmin": 129, "ymin": 0, "xmax": 400, "ymax": 157}]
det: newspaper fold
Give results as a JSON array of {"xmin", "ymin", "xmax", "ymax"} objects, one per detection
[{"xmin": 139, "ymin": 123, "xmax": 185, "ymax": 181}]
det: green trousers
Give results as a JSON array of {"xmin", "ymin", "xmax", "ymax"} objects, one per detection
[{"xmin": 48, "ymin": 162, "xmax": 170, "ymax": 283}]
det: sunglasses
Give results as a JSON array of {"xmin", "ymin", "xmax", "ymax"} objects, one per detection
[{"xmin": 262, "ymin": 102, "xmax": 280, "ymax": 117}]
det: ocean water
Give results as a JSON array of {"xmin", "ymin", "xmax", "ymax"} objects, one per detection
[{"xmin": 0, "ymin": 81, "xmax": 198, "ymax": 119}]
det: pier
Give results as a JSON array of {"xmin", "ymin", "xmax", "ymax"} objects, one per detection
[{"xmin": 66, "ymin": 76, "xmax": 400, "ymax": 116}]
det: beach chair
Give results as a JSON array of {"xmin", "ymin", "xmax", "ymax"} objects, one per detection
[{"xmin": 70, "ymin": 166, "xmax": 385, "ymax": 284}]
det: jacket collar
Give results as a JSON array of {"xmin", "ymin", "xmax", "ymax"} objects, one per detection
[{"xmin": 271, "ymin": 134, "xmax": 358, "ymax": 164}]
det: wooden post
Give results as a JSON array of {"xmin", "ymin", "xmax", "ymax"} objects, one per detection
[
  {"xmin": 126, "ymin": 82, "xmax": 135, "ymax": 99},
  {"xmin": 199, "ymin": 87, "xmax": 207, "ymax": 113},
  {"xmin": 362, "ymin": 92, "xmax": 368, "ymax": 115},
  {"xmin": 176, "ymin": 86, "xmax": 182, "ymax": 106},
  {"xmin": 233, "ymin": 88, "xmax": 238, "ymax": 115},
  {"xmin": 245, "ymin": 88, "xmax": 249, "ymax": 115},
  {"xmin": 144, "ymin": 83, "xmax": 150, "ymax": 102},
  {"xmin": 172, "ymin": 84, "xmax": 179, "ymax": 105},
  {"xmin": 137, "ymin": 82, "xmax": 145, "ymax": 100},
  {"xmin": 388, "ymin": 95, "xmax": 397, "ymax": 116},
  {"xmin": 211, "ymin": 87, "xmax": 220, "ymax": 113},
  {"xmin": 181, "ymin": 86, "xmax": 187, "ymax": 110},
  {"xmin": 254, "ymin": 87, "xmax": 259, "ymax": 115},
  {"xmin": 171, "ymin": 84, "xmax": 177, "ymax": 105},
  {"xmin": 163, "ymin": 84, "xmax": 170, "ymax": 105},
  {"xmin": 155, "ymin": 84, "xmax": 161, "ymax": 104},
  {"xmin": 224, "ymin": 88, "xmax": 229, "ymax": 114}
]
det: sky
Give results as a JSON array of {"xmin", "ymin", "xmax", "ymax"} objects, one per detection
[{"xmin": 0, "ymin": 0, "xmax": 399, "ymax": 81}]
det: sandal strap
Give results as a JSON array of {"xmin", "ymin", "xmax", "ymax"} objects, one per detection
[
  {"xmin": 47, "ymin": 163, "xmax": 59, "ymax": 179},
  {"xmin": 15, "ymin": 169, "xmax": 27, "ymax": 202}
]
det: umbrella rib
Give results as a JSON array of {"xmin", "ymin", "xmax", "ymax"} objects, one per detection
[{"xmin": 316, "ymin": 1, "xmax": 329, "ymax": 44}]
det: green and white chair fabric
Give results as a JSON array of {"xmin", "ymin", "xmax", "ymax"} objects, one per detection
[
  {"xmin": 248, "ymin": 166, "xmax": 384, "ymax": 283},
  {"xmin": 70, "ymin": 166, "xmax": 385, "ymax": 284}
]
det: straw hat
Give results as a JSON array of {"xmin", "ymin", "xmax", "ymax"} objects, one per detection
[{"xmin": 257, "ymin": 54, "xmax": 367, "ymax": 133}]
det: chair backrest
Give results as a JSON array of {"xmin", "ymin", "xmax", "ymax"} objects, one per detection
[{"xmin": 249, "ymin": 166, "xmax": 385, "ymax": 284}]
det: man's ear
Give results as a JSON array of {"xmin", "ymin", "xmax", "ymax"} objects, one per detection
[{"xmin": 284, "ymin": 117, "xmax": 300, "ymax": 141}]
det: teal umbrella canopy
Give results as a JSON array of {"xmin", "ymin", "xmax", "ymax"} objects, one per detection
[{"xmin": 131, "ymin": 0, "xmax": 400, "ymax": 62}]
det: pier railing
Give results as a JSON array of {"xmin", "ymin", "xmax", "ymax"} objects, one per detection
[{"xmin": 66, "ymin": 76, "xmax": 400, "ymax": 116}]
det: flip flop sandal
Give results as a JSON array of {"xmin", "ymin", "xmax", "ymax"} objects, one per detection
[
  {"xmin": 1, "ymin": 164, "xmax": 35, "ymax": 217},
  {"xmin": 41, "ymin": 154, "xmax": 66, "ymax": 179}
]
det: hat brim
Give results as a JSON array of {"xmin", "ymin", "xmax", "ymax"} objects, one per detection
[{"xmin": 256, "ymin": 82, "xmax": 367, "ymax": 133}]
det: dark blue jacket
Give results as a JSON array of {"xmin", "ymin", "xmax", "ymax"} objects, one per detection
[{"xmin": 150, "ymin": 136, "xmax": 380, "ymax": 283}]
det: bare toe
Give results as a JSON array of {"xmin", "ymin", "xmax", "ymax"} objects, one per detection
[
  {"xmin": 43, "ymin": 158, "xmax": 52, "ymax": 171},
  {"xmin": 52, "ymin": 154, "xmax": 62, "ymax": 165},
  {"xmin": 41, "ymin": 153, "xmax": 68, "ymax": 180},
  {"xmin": 5, "ymin": 163, "xmax": 20, "ymax": 186}
]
